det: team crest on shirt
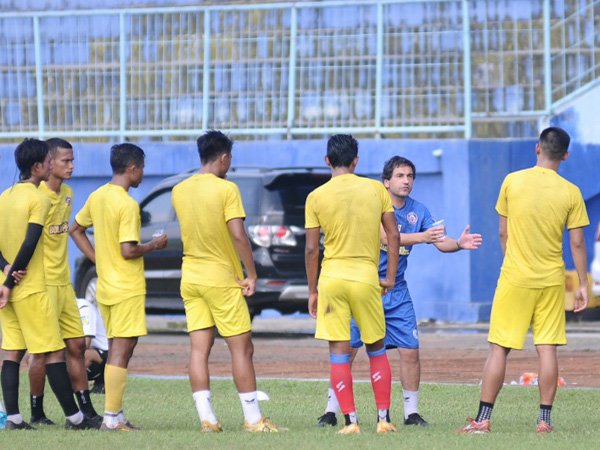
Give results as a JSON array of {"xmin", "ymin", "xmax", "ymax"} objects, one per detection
[
  {"xmin": 407, "ymin": 212, "xmax": 418, "ymax": 224},
  {"xmin": 65, "ymin": 196, "xmax": 72, "ymax": 205}
]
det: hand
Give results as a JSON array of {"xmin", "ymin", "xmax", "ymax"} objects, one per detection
[
  {"xmin": 151, "ymin": 233, "xmax": 168, "ymax": 250},
  {"xmin": 0, "ymin": 285, "xmax": 11, "ymax": 309},
  {"xmin": 3, "ymin": 264, "xmax": 26, "ymax": 284},
  {"xmin": 424, "ymin": 226, "xmax": 445, "ymax": 243},
  {"xmin": 379, "ymin": 277, "xmax": 394, "ymax": 295},
  {"xmin": 573, "ymin": 285, "xmax": 589, "ymax": 313},
  {"xmin": 457, "ymin": 225, "xmax": 483, "ymax": 250},
  {"xmin": 308, "ymin": 292, "xmax": 318, "ymax": 319},
  {"xmin": 236, "ymin": 276, "xmax": 256, "ymax": 297}
]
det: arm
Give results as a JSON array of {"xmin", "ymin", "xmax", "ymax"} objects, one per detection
[
  {"xmin": 227, "ymin": 217, "xmax": 257, "ymax": 296},
  {"xmin": 3, "ymin": 223, "xmax": 43, "ymax": 290},
  {"xmin": 569, "ymin": 227, "xmax": 588, "ymax": 313},
  {"xmin": 305, "ymin": 227, "xmax": 321, "ymax": 318},
  {"xmin": 380, "ymin": 211, "xmax": 399, "ymax": 290},
  {"xmin": 498, "ymin": 215, "xmax": 508, "ymax": 256},
  {"xmin": 120, "ymin": 233, "xmax": 168, "ymax": 260},
  {"xmin": 70, "ymin": 220, "xmax": 96, "ymax": 264},
  {"xmin": 398, "ymin": 226, "xmax": 445, "ymax": 246},
  {"xmin": 433, "ymin": 225, "xmax": 483, "ymax": 253}
]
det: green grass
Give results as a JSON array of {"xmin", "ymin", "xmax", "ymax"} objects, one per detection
[{"xmin": 4, "ymin": 377, "xmax": 600, "ymax": 449}]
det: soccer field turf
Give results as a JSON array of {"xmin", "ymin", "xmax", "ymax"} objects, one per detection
[{"xmin": 5, "ymin": 376, "xmax": 600, "ymax": 449}]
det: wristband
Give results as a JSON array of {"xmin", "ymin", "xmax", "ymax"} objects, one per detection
[{"xmin": 456, "ymin": 240, "xmax": 462, "ymax": 250}]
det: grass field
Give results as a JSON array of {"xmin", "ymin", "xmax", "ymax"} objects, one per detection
[{"xmin": 4, "ymin": 376, "xmax": 600, "ymax": 449}]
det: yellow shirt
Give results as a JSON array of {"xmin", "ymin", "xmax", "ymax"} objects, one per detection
[
  {"xmin": 75, "ymin": 183, "xmax": 145, "ymax": 305},
  {"xmin": 496, "ymin": 166, "xmax": 589, "ymax": 288},
  {"xmin": 172, "ymin": 173, "xmax": 245, "ymax": 287},
  {"xmin": 0, "ymin": 183, "xmax": 50, "ymax": 301},
  {"xmin": 40, "ymin": 181, "xmax": 73, "ymax": 285},
  {"xmin": 305, "ymin": 173, "xmax": 393, "ymax": 286}
]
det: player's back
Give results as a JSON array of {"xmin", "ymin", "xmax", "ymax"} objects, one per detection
[
  {"xmin": 498, "ymin": 166, "xmax": 589, "ymax": 287},
  {"xmin": 306, "ymin": 173, "xmax": 391, "ymax": 286},
  {"xmin": 76, "ymin": 183, "xmax": 145, "ymax": 304},
  {"xmin": 172, "ymin": 173, "xmax": 245, "ymax": 287},
  {"xmin": 0, "ymin": 183, "xmax": 49, "ymax": 299}
]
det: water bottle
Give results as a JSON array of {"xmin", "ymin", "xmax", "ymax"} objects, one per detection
[{"xmin": 0, "ymin": 399, "xmax": 7, "ymax": 429}]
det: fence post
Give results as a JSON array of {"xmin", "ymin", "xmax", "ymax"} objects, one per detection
[
  {"xmin": 462, "ymin": 0, "xmax": 472, "ymax": 139},
  {"xmin": 33, "ymin": 16, "xmax": 45, "ymax": 139},
  {"xmin": 202, "ymin": 10, "xmax": 211, "ymax": 132},
  {"xmin": 375, "ymin": 2, "xmax": 383, "ymax": 137},
  {"xmin": 543, "ymin": 0, "xmax": 552, "ymax": 113},
  {"xmin": 286, "ymin": 5, "xmax": 297, "ymax": 140},
  {"xmin": 119, "ymin": 13, "xmax": 127, "ymax": 142}
]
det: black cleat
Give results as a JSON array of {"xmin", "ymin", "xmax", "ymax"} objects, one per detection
[
  {"xmin": 404, "ymin": 413, "xmax": 429, "ymax": 427},
  {"xmin": 85, "ymin": 414, "xmax": 104, "ymax": 429},
  {"xmin": 30, "ymin": 415, "xmax": 55, "ymax": 426},
  {"xmin": 6, "ymin": 420, "xmax": 36, "ymax": 430},
  {"xmin": 317, "ymin": 412, "xmax": 338, "ymax": 427},
  {"xmin": 65, "ymin": 417, "xmax": 95, "ymax": 430}
]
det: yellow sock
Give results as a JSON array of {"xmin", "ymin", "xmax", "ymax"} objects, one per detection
[{"xmin": 104, "ymin": 364, "xmax": 128, "ymax": 413}]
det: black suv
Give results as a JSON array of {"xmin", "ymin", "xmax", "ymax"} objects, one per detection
[{"xmin": 74, "ymin": 167, "xmax": 330, "ymax": 318}]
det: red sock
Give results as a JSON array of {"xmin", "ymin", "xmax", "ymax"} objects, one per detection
[
  {"xmin": 368, "ymin": 352, "xmax": 391, "ymax": 410},
  {"xmin": 330, "ymin": 362, "xmax": 355, "ymax": 415}
]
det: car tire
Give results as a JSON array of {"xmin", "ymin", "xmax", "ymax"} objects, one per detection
[{"xmin": 79, "ymin": 266, "xmax": 98, "ymax": 303}]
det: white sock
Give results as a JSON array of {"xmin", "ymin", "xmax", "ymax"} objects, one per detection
[
  {"xmin": 7, "ymin": 413, "xmax": 23, "ymax": 424},
  {"xmin": 325, "ymin": 387, "xmax": 340, "ymax": 414},
  {"xmin": 103, "ymin": 411, "xmax": 120, "ymax": 427},
  {"xmin": 66, "ymin": 411, "xmax": 84, "ymax": 425},
  {"xmin": 403, "ymin": 389, "xmax": 419, "ymax": 419},
  {"xmin": 239, "ymin": 391, "xmax": 262, "ymax": 425},
  {"xmin": 193, "ymin": 390, "xmax": 218, "ymax": 424},
  {"xmin": 117, "ymin": 410, "xmax": 127, "ymax": 424}
]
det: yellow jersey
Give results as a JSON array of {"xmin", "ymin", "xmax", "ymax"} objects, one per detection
[
  {"xmin": 75, "ymin": 183, "xmax": 145, "ymax": 305},
  {"xmin": 40, "ymin": 181, "xmax": 73, "ymax": 285},
  {"xmin": 496, "ymin": 166, "xmax": 589, "ymax": 288},
  {"xmin": 305, "ymin": 173, "xmax": 393, "ymax": 286},
  {"xmin": 172, "ymin": 173, "xmax": 245, "ymax": 287},
  {"xmin": 0, "ymin": 183, "xmax": 50, "ymax": 301}
]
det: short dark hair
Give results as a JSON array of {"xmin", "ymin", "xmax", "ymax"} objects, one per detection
[
  {"xmin": 46, "ymin": 138, "xmax": 73, "ymax": 156},
  {"xmin": 539, "ymin": 127, "xmax": 570, "ymax": 161},
  {"xmin": 15, "ymin": 138, "xmax": 49, "ymax": 181},
  {"xmin": 326, "ymin": 134, "xmax": 358, "ymax": 168},
  {"xmin": 382, "ymin": 156, "xmax": 416, "ymax": 181},
  {"xmin": 110, "ymin": 143, "xmax": 145, "ymax": 174},
  {"xmin": 196, "ymin": 130, "xmax": 233, "ymax": 164}
]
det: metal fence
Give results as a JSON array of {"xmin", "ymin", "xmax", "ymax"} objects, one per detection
[{"xmin": 0, "ymin": 0, "xmax": 599, "ymax": 141}]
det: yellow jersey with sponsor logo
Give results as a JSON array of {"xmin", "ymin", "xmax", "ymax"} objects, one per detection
[
  {"xmin": 75, "ymin": 183, "xmax": 145, "ymax": 305},
  {"xmin": 172, "ymin": 173, "xmax": 245, "ymax": 287},
  {"xmin": 496, "ymin": 166, "xmax": 589, "ymax": 288},
  {"xmin": 0, "ymin": 183, "xmax": 50, "ymax": 301},
  {"xmin": 40, "ymin": 181, "xmax": 73, "ymax": 285},
  {"xmin": 305, "ymin": 173, "xmax": 394, "ymax": 287}
]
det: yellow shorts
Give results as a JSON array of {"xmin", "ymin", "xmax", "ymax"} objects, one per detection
[
  {"xmin": 98, "ymin": 295, "xmax": 147, "ymax": 339},
  {"xmin": 47, "ymin": 284, "xmax": 84, "ymax": 340},
  {"xmin": 488, "ymin": 276, "xmax": 566, "ymax": 350},
  {"xmin": 0, "ymin": 291, "xmax": 65, "ymax": 354},
  {"xmin": 315, "ymin": 276, "xmax": 385, "ymax": 344},
  {"xmin": 181, "ymin": 282, "xmax": 251, "ymax": 337}
]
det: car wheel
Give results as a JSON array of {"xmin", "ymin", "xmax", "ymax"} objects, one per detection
[{"xmin": 80, "ymin": 267, "xmax": 98, "ymax": 303}]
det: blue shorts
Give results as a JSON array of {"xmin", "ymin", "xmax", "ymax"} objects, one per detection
[{"xmin": 350, "ymin": 287, "xmax": 419, "ymax": 350}]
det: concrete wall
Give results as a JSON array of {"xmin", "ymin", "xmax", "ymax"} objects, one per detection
[{"xmin": 1, "ymin": 138, "xmax": 598, "ymax": 322}]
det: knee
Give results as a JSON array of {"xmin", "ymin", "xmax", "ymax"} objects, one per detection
[{"xmin": 67, "ymin": 339, "xmax": 86, "ymax": 358}]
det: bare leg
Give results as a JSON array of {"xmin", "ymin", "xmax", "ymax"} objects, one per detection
[
  {"xmin": 28, "ymin": 354, "xmax": 47, "ymax": 397},
  {"xmin": 224, "ymin": 331, "xmax": 256, "ymax": 392},
  {"xmin": 107, "ymin": 337, "xmax": 138, "ymax": 369},
  {"xmin": 397, "ymin": 348, "xmax": 420, "ymax": 391},
  {"xmin": 65, "ymin": 338, "xmax": 88, "ymax": 391},
  {"xmin": 480, "ymin": 343, "xmax": 511, "ymax": 403},
  {"xmin": 536, "ymin": 344, "xmax": 558, "ymax": 405},
  {"xmin": 188, "ymin": 328, "xmax": 215, "ymax": 392}
]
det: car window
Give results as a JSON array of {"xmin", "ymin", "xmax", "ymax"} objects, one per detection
[
  {"xmin": 264, "ymin": 174, "xmax": 330, "ymax": 214},
  {"xmin": 231, "ymin": 177, "xmax": 261, "ymax": 214},
  {"xmin": 140, "ymin": 189, "xmax": 172, "ymax": 225}
]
